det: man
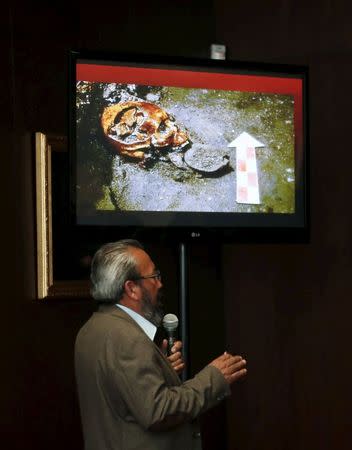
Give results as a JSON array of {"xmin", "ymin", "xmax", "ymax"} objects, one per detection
[{"xmin": 75, "ymin": 239, "xmax": 247, "ymax": 450}]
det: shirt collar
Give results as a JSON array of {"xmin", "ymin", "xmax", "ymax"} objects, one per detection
[{"xmin": 116, "ymin": 304, "xmax": 157, "ymax": 342}]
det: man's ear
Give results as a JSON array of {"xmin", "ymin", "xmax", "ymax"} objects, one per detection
[{"xmin": 124, "ymin": 280, "xmax": 138, "ymax": 299}]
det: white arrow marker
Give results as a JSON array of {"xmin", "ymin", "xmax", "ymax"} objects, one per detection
[{"xmin": 228, "ymin": 132, "xmax": 264, "ymax": 205}]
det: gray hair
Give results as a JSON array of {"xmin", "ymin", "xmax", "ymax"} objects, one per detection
[{"xmin": 90, "ymin": 239, "xmax": 144, "ymax": 303}]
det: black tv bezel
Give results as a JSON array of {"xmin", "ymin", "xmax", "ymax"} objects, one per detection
[{"xmin": 68, "ymin": 50, "xmax": 309, "ymax": 244}]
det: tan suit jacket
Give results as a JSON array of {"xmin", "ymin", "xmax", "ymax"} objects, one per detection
[{"xmin": 75, "ymin": 304, "xmax": 230, "ymax": 450}]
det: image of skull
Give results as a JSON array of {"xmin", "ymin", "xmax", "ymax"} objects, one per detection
[{"xmin": 101, "ymin": 101, "xmax": 189, "ymax": 160}]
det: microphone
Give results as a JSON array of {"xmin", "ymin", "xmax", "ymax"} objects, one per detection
[{"xmin": 162, "ymin": 313, "xmax": 179, "ymax": 356}]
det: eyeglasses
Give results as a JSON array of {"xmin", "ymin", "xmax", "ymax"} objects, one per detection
[{"xmin": 132, "ymin": 270, "xmax": 161, "ymax": 282}]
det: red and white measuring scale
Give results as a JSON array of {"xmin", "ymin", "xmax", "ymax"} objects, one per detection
[{"xmin": 228, "ymin": 132, "xmax": 264, "ymax": 205}]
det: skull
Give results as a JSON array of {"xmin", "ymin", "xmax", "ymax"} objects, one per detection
[{"xmin": 101, "ymin": 101, "xmax": 189, "ymax": 160}]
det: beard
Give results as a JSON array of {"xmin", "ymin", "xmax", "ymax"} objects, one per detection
[{"xmin": 141, "ymin": 287, "xmax": 164, "ymax": 327}]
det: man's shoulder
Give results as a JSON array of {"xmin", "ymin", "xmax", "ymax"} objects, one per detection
[
  {"xmin": 77, "ymin": 304, "xmax": 147, "ymax": 343},
  {"xmin": 75, "ymin": 304, "xmax": 158, "ymax": 368}
]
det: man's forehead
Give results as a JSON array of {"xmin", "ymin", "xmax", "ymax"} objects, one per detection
[{"xmin": 129, "ymin": 246, "xmax": 154, "ymax": 270}]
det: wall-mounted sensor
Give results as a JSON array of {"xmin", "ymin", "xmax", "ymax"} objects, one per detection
[{"xmin": 210, "ymin": 44, "xmax": 226, "ymax": 60}]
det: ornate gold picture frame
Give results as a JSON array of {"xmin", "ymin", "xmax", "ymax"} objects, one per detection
[{"xmin": 35, "ymin": 132, "xmax": 90, "ymax": 299}]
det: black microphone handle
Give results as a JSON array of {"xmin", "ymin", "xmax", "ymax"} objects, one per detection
[{"xmin": 166, "ymin": 329, "xmax": 177, "ymax": 356}]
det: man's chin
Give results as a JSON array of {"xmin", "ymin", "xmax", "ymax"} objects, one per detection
[
  {"xmin": 150, "ymin": 305, "xmax": 164, "ymax": 327},
  {"xmin": 141, "ymin": 289, "xmax": 164, "ymax": 327}
]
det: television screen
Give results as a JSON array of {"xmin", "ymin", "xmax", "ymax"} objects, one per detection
[{"xmin": 69, "ymin": 51, "xmax": 309, "ymax": 242}]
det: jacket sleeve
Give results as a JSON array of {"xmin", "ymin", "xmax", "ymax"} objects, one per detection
[{"xmin": 101, "ymin": 329, "xmax": 231, "ymax": 431}]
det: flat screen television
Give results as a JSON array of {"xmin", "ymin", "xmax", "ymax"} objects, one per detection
[{"xmin": 69, "ymin": 50, "xmax": 309, "ymax": 243}]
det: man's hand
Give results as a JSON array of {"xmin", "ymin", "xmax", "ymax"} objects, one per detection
[
  {"xmin": 209, "ymin": 352, "xmax": 247, "ymax": 385},
  {"xmin": 162, "ymin": 339, "xmax": 185, "ymax": 374}
]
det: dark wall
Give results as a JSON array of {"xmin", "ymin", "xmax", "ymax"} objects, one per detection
[
  {"xmin": 3, "ymin": 1, "xmax": 352, "ymax": 449},
  {"xmin": 216, "ymin": 2, "xmax": 352, "ymax": 450}
]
